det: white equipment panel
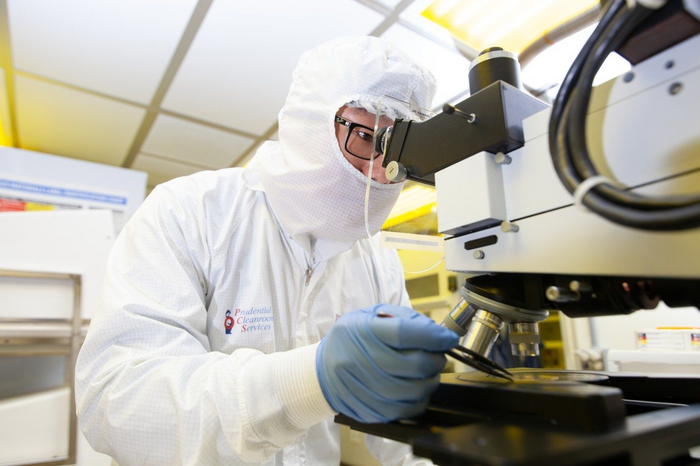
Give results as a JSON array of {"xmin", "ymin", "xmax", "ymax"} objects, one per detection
[
  {"xmin": 0, "ymin": 210, "xmax": 115, "ymax": 466},
  {"xmin": 0, "ymin": 210, "xmax": 114, "ymax": 320},
  {"xmin": 438, "ymin": 34, "xmax": 700, "ymax": 279}
]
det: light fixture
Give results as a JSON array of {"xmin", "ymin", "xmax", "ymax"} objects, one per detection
[
  {"xmin": 421, "ymin": 0, "xmax": 600, "ymax": 56},
  {"xmin": 384, "ymin": 184, "xmax": 437, "ymax": 229}
]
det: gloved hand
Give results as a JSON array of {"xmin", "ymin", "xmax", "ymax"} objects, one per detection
[{"xmin": 316, "ymin": 304, "xmax": 459, "ymax": 423}]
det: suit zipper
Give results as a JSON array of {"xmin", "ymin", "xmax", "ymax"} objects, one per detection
[{"xmin": 305, "ymin": 266, "xmax": 313, "ymax": 286}]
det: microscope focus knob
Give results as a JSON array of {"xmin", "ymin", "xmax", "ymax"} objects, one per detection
[
  {"xmin": 442, "ymin": 104, "xmax": 477, "ymax": 123},
  {"xmin": 546, "ymin": 285, "xmax": 581, "ymax": 303},
  {"xmin": 385, "ymin": 161, "xmax": 408, "ymax": 182},
  {"xmin": 494, "ymin": 152, "xmax": 513, "ymax": 165},
  {"xmin": 500, "ymin": 221, "xmax": 519, "ymax": 233}
]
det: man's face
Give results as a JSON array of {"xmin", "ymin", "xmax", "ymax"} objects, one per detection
[{"xmin": 335, "ymin": 105, "xmax": 394, "ymax": 184}]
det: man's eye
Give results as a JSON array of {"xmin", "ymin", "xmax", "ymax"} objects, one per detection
[{"xmin": 358, "ymin": 131, "xmax": 373, "ymax": 142}]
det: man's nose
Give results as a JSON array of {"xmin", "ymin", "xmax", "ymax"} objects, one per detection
[{"xmin": 363, "ymin": 158, "xmax": 389, "ymax": 183}]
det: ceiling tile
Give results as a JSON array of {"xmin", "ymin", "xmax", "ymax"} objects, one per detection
[
  {"xmin": 378, "ymin": 0, "xmax": 406, "ymax": 8},
  {"xmin": 142, "ymin": 115, "xmax": 256, "ymax": 169},
  {"xmin": 401, "ymin": 0, "xmax": 447, "ymax": 29},
  {"xmin": 132, "ymin": 153, "xmax": 205, "ymax": 187},
  {"xmin": 240, "ymin": 132, "xmax": 279, "ymax": 168},
  {"xmin": 399, "ymin": 0, "xmax": 462, "ymax": 48},
  {"xmin": 400, "ymin": 0, "xmax": 434, "ymax": 16},
  {"xmin": 381, "ymin": 24, "xmax": 471, "ymax": 108},
  {"xmin": 15, "ymin": 75, "xmax": 145, "ymax": 166},
  {"xmin": 239, "ymin": 142, "xmax": 264, "ymax": 168},
  {"xmin": 8, "ymin": 0, "xmax": 197, "ymax": 104},
  {"xmin": 162, "ymin": 1, "xmax": 386, "ymax": 136},
  {"xmin": 522, "ymin": 24, "xmax": 631, "ymax": 100}
]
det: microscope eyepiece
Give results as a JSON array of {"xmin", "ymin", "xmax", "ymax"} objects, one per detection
[{"xmin": 373, "ymin": 126, "xmax": 392, "ymax": 156}]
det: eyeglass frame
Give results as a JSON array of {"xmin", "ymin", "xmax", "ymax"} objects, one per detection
[{"xmin": 334, "ymin": 115, "xmax": 381, "ymax": 160}]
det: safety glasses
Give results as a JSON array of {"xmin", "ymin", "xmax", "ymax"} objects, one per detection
[{"xmin": 334, "ymin": 115, "xmax": 380, "ymax": 160}]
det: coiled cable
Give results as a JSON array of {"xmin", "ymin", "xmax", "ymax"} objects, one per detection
[{"xmin": 548, "ymin": 0, "xmax": 700, "ymax": 230}]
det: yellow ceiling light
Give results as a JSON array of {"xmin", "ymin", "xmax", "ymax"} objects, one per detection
[
  {"xmin": 0, "ymin": 126, "xmax": 12, "ymax": 146},
  {"xmin": 421, "ymin": 0, "xmax": 599, "ymax": 55},
  {"xmin": 384, "ymin": 184, "xmax": 437, "ymax": 229},
  {"xmin": 0, "ymin": 91, "xmax": 13, "ymax": 146}
]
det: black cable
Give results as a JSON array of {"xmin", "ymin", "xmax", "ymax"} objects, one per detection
[
  {"xmin": 569, "ymin": 4, "xmax": 700, "ymax": 209},
  {"xmin": 568, "ymin": 6, "xmax": 645, "ymax": 194},
  {"xmin": 549, "ymin": 0, "xmax": 624, "ymax": 193},
  {"xmin": 548, "ymin": 0, "xmax": 622, "ymax": 156},
  {"xmin": 549, "ymin": 0, "xmax": 700, "ymax": 230},
  {"xmin": 565, "ymin": 2, "xmax": 700, "ymax": 224}
]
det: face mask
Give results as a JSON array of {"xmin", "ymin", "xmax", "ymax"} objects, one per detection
[{"xmin": 255, "ymin": 36, "xmax": 436, "ymax": 258}]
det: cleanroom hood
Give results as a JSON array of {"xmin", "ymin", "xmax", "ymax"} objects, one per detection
[{"xmin": 254, "ymin": 35, "xmax": 437, "ymax": 261}]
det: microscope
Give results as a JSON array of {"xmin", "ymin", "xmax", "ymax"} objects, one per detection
[{"xmin": 340, "ymin": 1, "xmax": 700, "ymax": 464}]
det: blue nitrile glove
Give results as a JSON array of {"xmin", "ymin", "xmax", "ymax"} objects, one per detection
[{"xmin": 316, "ymin": 304, "xmax": 459, "ymax": 423}]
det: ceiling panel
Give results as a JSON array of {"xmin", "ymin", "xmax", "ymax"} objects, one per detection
[
  {"xmin": 142, "ymin": 115, "xmax": 256, "ymax": 169},
  {"xmin": 378, "ymin": 0, "xmax": 406, "ymax": 8},
  {"xmin": 242, "ymin": 132, "xmax": 279, "ymax": 167},
  {"xmin": 14, "ymin": 75, "xmax": 145, "ymax": 166},
  {"xmin": 399, "ymin": 0, "xmax": 466, "ymax": 53},
  {"xmin": 132, "ymin": 153, "xmax": 206, "ymax": 188},
  {"xmin": 381, "ymin": 24, "xmax": 471, "ymax": 108},
  {"xmin": 522, "ymin": 24, "xmax": 630, "ymax": 100},
  {"xmin": 162, "ymin": 0, "xmax": 386, "ymax": 136},
  {"xmin": 8, "ymin": 0, "xmax": 197, "ymax": 104}
]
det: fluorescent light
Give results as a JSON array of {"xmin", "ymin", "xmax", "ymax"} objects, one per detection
[
  {"xmin": 483, "ymin": 3, "xmax": 553, "ymax": 46},
  {"xmin": 422, "ymin": 0, "xmax": 599, "ymax": 54},
  {"xmin": 384, "ymin": 184, "xmax": 437, "ymax": 228},
  {"xmin": 0, "ymin": 68, "xmax": 13, "ymax": 146}
]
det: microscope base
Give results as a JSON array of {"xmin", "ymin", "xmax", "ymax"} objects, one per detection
[{"xmin": 336, "ymin": 370, "xmax": 700, "ymax": 465}]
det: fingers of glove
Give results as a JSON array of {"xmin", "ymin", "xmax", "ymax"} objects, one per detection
[
  {"xmin": 336, "ymin": 371, "xmax": 433, "ymax": 422},
  {"xmin": 334, "ymin": 307, "xmax": 374, "ymax": 327},
  {"xmin": 343, "ymin": 393, "xmax": 429, "ymax": 423},
  {"xmin": 370, "ymin": 346, "xmax": 448, "ymax": 378},
  {"xmin": 340, "ymin": 363, "xmax": 442, "ymax": 402},
  {"xmin": 370, "ymin": 396, "xmax": 430, "ymax": 422},
  {"xmin": 327, "ymin": 377, "xmax": 389, "ymax": 423},
  {"xmin": 369, "ymin": 310, "xmax": 459, "ymax": 352},
  {"xmin": 373, "ymin": 304, "xmax": 420, "ymax": 319},
  {"xmin": 392, "ymin": 396, "xmax": 430, "ymax": 420}
]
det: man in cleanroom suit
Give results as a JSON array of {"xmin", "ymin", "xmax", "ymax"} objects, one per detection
[{"xmin": 75, "ymin": 35, "xmax": 458, "ymax": 465}]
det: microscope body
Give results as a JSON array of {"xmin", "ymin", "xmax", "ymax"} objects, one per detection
[
  {"xmin": 382, "ymin": 34, "xmax": 700, "ymax": 360},
  {"xmin": 339, "ymin": 5, "xmax": 700, "ymax": 465}
]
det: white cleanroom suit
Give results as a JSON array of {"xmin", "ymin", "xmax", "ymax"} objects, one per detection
[{"xmin": 75, "ymin": 35, "xmax": 437, "ymax": 465}]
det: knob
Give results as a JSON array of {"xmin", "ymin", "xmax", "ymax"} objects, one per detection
[
  {"xmin": 546, "ymin": 286, "xmax": 580, "ymax": 303},
  {"xmin": 442, "ymin": 104, "xmax": 477, "ymax": 123},
  {"xmin": 500, "ymin": 221, "xmax": 519, "ymax": 233},
  {"xmin": 385, "ymin": 161, "xmax": 408, "ymax": 182}
]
